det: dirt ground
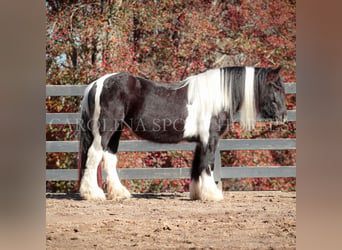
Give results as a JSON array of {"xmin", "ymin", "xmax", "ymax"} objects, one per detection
[{"xmin": 46, "ymin": 191, "xmax": 296, "ymax": 249}]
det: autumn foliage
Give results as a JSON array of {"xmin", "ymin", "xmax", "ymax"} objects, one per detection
[{"xmin": 46, "ymin": 0, "xmax": 296, "ymax": 193}]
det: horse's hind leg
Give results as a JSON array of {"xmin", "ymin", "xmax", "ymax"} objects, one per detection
[
  {"xmin": 102, "ymin": 130, "xmax": 131, "ymax": 200},
  {"xmin": 79, "ymin": 142, "xmax": 106, "ymax": 200}
]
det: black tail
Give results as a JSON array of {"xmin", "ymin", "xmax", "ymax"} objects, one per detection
[
  {"xmin": 78, "ymin": 82, "xmax": 103, "ymax": 190},
  {"xmin": 78, "ymin": 109, "xmax": 94, "ymax": 189}
]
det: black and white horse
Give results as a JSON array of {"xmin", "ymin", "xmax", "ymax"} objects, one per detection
[{"xmin": 78, "ymin": 66, "xmax": 287, "ymax": 201}]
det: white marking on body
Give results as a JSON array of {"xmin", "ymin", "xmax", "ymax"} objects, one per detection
[
  {"xmin": 80, "ymin": 73, "xmax": 118, "ymax": 200},
  {"xmin": 240, "ymin": 67, "xmax": 256, "ymax": 130},
  {"xmin": 103, "ymin": 151, "xmax": 131, "ymax": 200},
  {"xmin": 81, "ymin": 81, "xmax": 95, "ymax": 116}
]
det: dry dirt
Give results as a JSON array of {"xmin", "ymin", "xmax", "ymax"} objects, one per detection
[{"xmin": 46, "ymin": 191, "xmax": 296, "ymax": 249}]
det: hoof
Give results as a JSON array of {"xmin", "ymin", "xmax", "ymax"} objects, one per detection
[
  {"xmin": 201, "ymin": 188, "xmax": 224, "ymax": 201},
  {"xmin": 190, "ymin": 172, "xmax": 224, "ymax": 201},
  {"xmin": 189, "ymin": 179, "xmax": 201, "ymax": 200},
  {"xmin": 107, "ymin": 184, "xmax": 131, "ymax": 200},
  {"xmin": 80, "ymin": 186, "xmax": 106, "ymax": 201}
]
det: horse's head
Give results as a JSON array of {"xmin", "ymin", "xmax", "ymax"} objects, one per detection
[{"xmin": 258, "ymin": 66, "xmax": 287, "ymax": 123}]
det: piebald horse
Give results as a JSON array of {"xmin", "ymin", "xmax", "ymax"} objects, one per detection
[{"xmin": 78, "ymin": 66, "xmax": 287, "ymax": 201}]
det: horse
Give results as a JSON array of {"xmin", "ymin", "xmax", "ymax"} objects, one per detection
[{"xmin": 78, "ymin": 66, "xmax": 287, "ymax": 201}]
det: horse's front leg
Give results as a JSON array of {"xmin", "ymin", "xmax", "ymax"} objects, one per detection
[{"xmin": 190, "ymin": 132, "xmax": 223, "ymax": 201}]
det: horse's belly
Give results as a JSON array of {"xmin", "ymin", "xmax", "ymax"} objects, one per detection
[{"xmin": 125, "ymin": 115, "xmax": 186, "ymax": 143}]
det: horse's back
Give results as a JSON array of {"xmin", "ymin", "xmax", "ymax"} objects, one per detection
[{"xmin": 98, "ymin": 72, "xmax": 189, "ymax": 143}]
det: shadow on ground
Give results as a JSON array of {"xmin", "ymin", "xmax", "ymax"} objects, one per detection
[{"xmin": 46, "ymin": 192, "xmax": 185, "ymax": 201}]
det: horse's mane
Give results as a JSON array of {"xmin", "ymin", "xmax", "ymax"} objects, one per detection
[{"xmin": 184, "ymin": 67, "xmax": 257, "ymax": 131}]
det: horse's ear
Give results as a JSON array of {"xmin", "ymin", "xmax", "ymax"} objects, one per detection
[{"xmin": 266, "ymin": 66, "xmax": 282, "ymax": 82}]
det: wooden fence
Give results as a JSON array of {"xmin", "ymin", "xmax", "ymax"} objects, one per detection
[{"xmin": 46, "ymin": 83, "xmax": 296, "ymax": 184}]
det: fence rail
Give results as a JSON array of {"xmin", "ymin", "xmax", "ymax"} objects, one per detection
[
  {"xmin": 46, "ymin": 110, "xmax": 296, "ymax": 124},
  {"xmin": 46, "ymin": 82, "xmax": 296, "ymax": 96},
  {"xmin": 47, "ymin": 166, "xmax": 296, "ymax": 181},
  {"xmin": 46, "ymin": 138, "xmax": 296, "ymax": 153},
  {"xmin": 46, "ymin": 83, "xmax": 296, "ymax": 183}
]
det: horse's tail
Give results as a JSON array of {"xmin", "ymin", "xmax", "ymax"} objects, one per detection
[{"xmin": 78, "ymin": 83, "xmax": 102, "ymax": 190}]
